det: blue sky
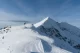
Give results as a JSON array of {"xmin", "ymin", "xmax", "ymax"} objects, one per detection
[{"xmin": 0, "ymin": 0, "xmax": 80, "ymax": 27}]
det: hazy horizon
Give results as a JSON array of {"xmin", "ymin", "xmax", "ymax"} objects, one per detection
[{"xmin": 0, "ymin": 0, "xmax": 80, "ymax": 27}]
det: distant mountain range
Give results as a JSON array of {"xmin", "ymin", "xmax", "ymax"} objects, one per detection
[{"xmin": 0, "ymin": 20, "xmax": 29, "ymax": 22}]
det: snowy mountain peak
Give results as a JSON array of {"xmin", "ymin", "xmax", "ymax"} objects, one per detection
[
  {"xmin": 44, "ymin": 17, "xmax": 51, "ymax": 20},
  {"xmin": 1, "ymin": 17, "xmax": 80, "ymax": 53},
  {"xmin": 34, "ymin": 17, "xmax": 58, "ymax": 28},
  {"xmin": 41, "ymin": 17, "xmax": 55, "ymax": 22},
  {"xmin": 44, "ymin": 17, "xmax": 55, "ymax": 22}
]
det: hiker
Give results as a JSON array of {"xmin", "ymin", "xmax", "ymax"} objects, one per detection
[{"xmin": 24, "ymin": 22, "xmax": 26, "ymax": 25}]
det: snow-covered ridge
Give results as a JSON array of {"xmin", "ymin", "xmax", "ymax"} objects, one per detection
[{"xmin": 0, "ymin": 17, "xmax": 80, "ymax": 53}]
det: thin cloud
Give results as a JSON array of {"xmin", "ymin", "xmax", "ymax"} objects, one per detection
[
  {"xmin": 12, "ymin": 0, "xmax": 34, "ymax": 15},
  {"xmin": 0, "ymin": 10, "xmax": 28, "ymax": 21}
]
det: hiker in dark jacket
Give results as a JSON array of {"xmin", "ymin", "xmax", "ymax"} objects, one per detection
[{"xmin": 24, "ymin": 22, "xmax": 26, "ymax": 25}]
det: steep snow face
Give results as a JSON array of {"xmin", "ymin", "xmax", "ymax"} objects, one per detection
[
  {"xmin": 60, "ymin": 22, "xmax": 80, "ymax": 37},
  {"xmin": 34, "ymin": 17, "xmax": 59, "ymax": 29},
  {"xmin": 34, "ymin": 17, "xmax": 80, "ymax": 53}
]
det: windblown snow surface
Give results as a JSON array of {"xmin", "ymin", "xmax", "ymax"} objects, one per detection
[{"xmin": 0, "ymin": 17, "xmax": 80, "ymax": 53}]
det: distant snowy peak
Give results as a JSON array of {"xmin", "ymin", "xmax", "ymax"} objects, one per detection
[{"xmin": 34, "ymin": 17, "xmax": 59, "ymax": 28}]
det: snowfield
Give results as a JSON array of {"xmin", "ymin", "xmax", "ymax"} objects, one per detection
[{"xmin": 0, "ymin": 17, "xmax": 80, "ymax": 53}]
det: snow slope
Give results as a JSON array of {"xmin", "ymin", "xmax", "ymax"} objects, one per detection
[
  {"xmin": 0, "ymin": 24, "xmax": 71, "ymax": 53},
  {"xmin": 34, "ymin": 17, "xmax": 80, "ymax": 53},
  {"xmin": 0, "ymin": 17, "xmax": 80, "ymax": 53}
]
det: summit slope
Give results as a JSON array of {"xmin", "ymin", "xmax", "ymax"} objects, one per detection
[
  {"xmin": 34, "ymin": 17, "xmax": 59, "ymax": 29},
  {"xmin": 34, "ymin": 17, "xmax": 80, "ymax": 53}
]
